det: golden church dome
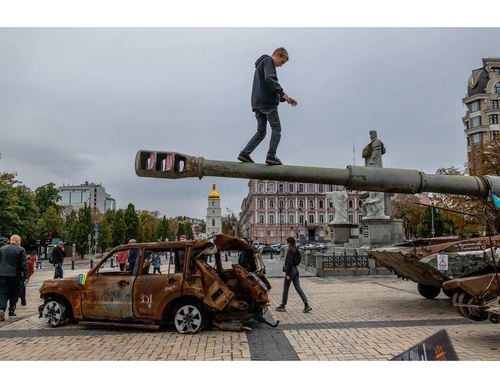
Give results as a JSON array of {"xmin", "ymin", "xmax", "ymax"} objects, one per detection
[{"xmin": 208, "ymin": 182, "xmax": 220, "ymax": 199}]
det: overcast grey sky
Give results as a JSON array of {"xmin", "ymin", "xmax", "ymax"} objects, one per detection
[{"xmin": 1, "ymin": 5, "xmax": 499, "ymax": 220}]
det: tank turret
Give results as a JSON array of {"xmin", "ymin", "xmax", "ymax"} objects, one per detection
[{"xmin": 135, "ymin": 150, "xmax": 500, "ymax": 198}]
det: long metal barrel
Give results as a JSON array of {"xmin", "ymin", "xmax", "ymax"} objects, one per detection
[{"xmin": 135, "ymin": 150, "xmax": 500, "ymax": 198}]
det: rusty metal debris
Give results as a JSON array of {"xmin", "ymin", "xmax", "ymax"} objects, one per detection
[{"xmin": 39, "ymin": 234, "xmax": 276, "ymax": 333}]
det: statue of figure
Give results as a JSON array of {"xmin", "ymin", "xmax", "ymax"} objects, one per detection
[
  {"xmin": 363, "ymin": 130, "xmax": 385, "ymax": 168},
  {"xmin": 326, "ymin": 190, "xmax": 348, "ymax": 223},
  {"xmin": 361, "ymin": 130, "xmax": 387, "ymax": 218},
  {"xmin": 364, "ymin": 192, "xmax": 386, "ymax": 218}
]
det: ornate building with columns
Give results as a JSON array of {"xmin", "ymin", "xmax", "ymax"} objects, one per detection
[{"xmin": 239, "ymin": 179, "xmax": 364, "ymax": 245}]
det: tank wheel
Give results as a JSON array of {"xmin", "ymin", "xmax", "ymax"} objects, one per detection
[
  {"xmin": 417, "ymin": 284, "xmax": 441, "ymax": 299},
  {"xmin": 174, "ymin": 303, "xmax": 204, "ymax": 334},
  {"xmin": 454, "ymin": 290, "xmax": 487, "ymax": 321},
  {"xmin": 442, "ymin": 287, "xmax": 455, "ymax": 298},
  {"xmin": 42, "ymin": 300, "xmax": 68, "ymax": 327}
]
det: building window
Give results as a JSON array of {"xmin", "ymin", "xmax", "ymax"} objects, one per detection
[
  {"xmin": 358, "ymin": 200, "xmax": 363, "ymax": 208},
  {"xmin": 318, "ymin": 184, "xmax": 324, "ymax": 193},
  {"xmin": 258, "ymin": 214, "xmax": 264, "ymax": 224},
  {"xmin": 319, "ymin": 200, "xmax": 324, "ymax": 208},
  {"xmin": 308, "ymin": 183, "xmax": 314, "ymax": 193},
  {"xmin": 319, "ymin": 214, "xmax": 325, "ymax": 223},
  {"xmin": 268, "ymin": 182, "xmax": 274, "ymax": 193},
  {"xmin": 494, "ymin": 81, "xmax": 500, "ymax": 95},
  {"xmin": 259, "ymin": 230, "xmax": 265, "ymax": 238},
  {"xmin": 278, "ymin": 183, "xmax": 284, "ymax": 193},
  {"xmin": 269, "ymin": 214, "xmax": 275, "ymax": 224},
  {"xmin": 259, "ymin": 200, "xmax": 264, "ymax": 208},
  {"xmin": 258, "ymin": 183, "xmax": 264, "ymax": 193},
  {"xmin": 278, "ymin": 199, "xmax": 284, "ymax": 209},
  {"xmin": 348, "ymin": 200, "xmax": 353, "ymax": 208},
  {"xmin": 289, "ymin": 214, "xmax": 294, "ymax": 224},
  {"xmin": 471, "ymin": 132, "xmax": 483, "ymax": 144},
  {"xmin": 493, "ymin": 68, "xmax": 500, "ymax": 75},
  {"xmin": 299, "ymin": 214, "xmax": 304, "ymax": 224},
  {"xmin": 269, "ymin": 200, "xmax": 274, "ymax": 208},
  {"xmin": 288, "ymin": 183, "xmax": 294, "ymax": 193},
  {"xmin": 491, "ymin": 131, "xmax": 499, "ymax": 140},
  {"xmin": 309, "ymin": 200, "xmax": 314, "ymax": 208},
  {"xmin": 470, "ymin": 116, "xmax": 482, "ymax": 128},
  {"xmin": 308, "ymin": 214, "xmax": 314, "ymax": 224},
  {"xmin": 490, "ymin": 100, "xmax": 499, "ymax": 109},
  {"xmin": 298, "ymin": 183, "xmax": 304, "ymax": 193},
  {"xmin": 348, "ymin": 214, "xmax": 354, "ymax": 223},
  {"xmin": 299, "ymin": 200, "xmax": 304, "ymax": 208},
  {"xmin": 489, "ymin": 114, "xmax": 498, "ymax": 124},
  {"xmin": 289, "ymin": 199, "xmax": 294, "ymax": 208},
  {"xmin": 269, "ymin": 230, "xmax": 275, "ymax": 237},
  {"xmin": 470, "ymin": 100, "xmax": 481, "ymax": 112},
  {"xmin": 329, "ymin": 214, "xmax": 334, "ymax": 223}
]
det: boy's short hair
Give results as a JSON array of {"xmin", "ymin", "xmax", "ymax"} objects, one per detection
[{"xmin": 272, "ymin": 47, "xmax": 289, "ymax": 60}]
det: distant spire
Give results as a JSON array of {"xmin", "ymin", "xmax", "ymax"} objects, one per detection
[{"xmin": 208, "ymin": 181, "xmax": 220, "ymax": 199}]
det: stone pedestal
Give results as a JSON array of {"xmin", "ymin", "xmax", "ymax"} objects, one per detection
[
  {"xmin": 359, "ymin": 218, "xmax": 404, "ymax": 248},
  {"xmin": 330, "ymin": 223, "xmax": 352, "ymax": 244}
]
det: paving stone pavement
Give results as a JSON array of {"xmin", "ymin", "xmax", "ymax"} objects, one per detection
[{"xmin": 1, "ymin": 254, "xmax": 499, "ymax": 377}]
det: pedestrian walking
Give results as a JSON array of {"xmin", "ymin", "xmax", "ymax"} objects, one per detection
[
  {"xmin": 125, "ymin": 239, "xmax": 139, "ymax": 274},
  {"xmin": 19, "ymin": 253, "xmax": 35, "ymax": 306},
  {"xmin": 52, "ymin": 240, "xmax": 66, "ymax": 279},
  {"xmin": 275, "ymin": 237, "xmax": 312, "ymax": 313},
  {"xmin": 0, "ymin": 235, "xmax": 28, "ymax": 321},
  {"xmin": 34, "ymin": 250, "xmax": 42, "ymax": 269},
  {"xmin": 117, "ymin": 249, "xmax": 128, "ymax": 271},
  {"xmin": 152, "ymin": 254, "xmax": 162, "ymax": 274},
  {"xmin": 238, "ymin": 47, "xmax": 298, "ymax": 166}
]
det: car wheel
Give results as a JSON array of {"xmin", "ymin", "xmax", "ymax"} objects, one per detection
[
  {"xmin": 174, "ymin": 304, "xmax": 203, "ymax": 334},
  {"xmin": 42, "ymin": 299, "xmax": 68, "ymax": 327}
]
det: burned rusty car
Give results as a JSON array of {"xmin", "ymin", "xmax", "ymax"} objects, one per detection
[
  {"xmin": 39, "ymin": 234, "xmax": 275, "ymax": 333},
  {"xmin": 367, "ymin": 234, "xmax": 500, "ymax": 299}
]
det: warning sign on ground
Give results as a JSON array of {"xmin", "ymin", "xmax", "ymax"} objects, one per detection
[
  {"xmin": 437, "ymin": 254, "xmax": 449, "ymax": 271},
  {"xmin": 391, "ymin": 329, "xmax": 459, "ymax": 361}
]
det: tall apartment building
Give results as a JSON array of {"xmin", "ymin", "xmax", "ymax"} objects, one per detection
[
  {"xmin": 239, "ymin": 179, "xmax": 364, "ymax": 245},
  {"xmin": 463, "ymin": 57, "xmax": 500, "ymax": 175},
  {"xmin": 58, "ymin": 181, "xmax": 117, "ymax": 214}
]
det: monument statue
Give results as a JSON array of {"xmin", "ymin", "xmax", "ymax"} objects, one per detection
[
  {"xmin": 362, "ymin": 130, "xmax": 387, "ymax": 217},
  {"xmin": 326, "ymin": 190, "xmax": 348, "ymax": 223},
  {"xmin": 362, "ymin": 130, "xmax": 385, "ymax": 168}
]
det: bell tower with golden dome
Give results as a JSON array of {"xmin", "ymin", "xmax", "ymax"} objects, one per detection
[{"xmin": 206, "ymin": 181, "xmax": 222, "ymax": 237}]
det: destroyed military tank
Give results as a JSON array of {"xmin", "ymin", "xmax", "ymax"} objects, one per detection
[{"xmin": 134, "ymin": 150, "xmax": 500, "ymax": 323}]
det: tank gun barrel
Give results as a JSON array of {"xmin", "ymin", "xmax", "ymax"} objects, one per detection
[{"xmin": 135, "ymin": 150, "xmax": 500, "ymax": 198}]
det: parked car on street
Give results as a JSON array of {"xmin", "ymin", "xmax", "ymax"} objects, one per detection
[
  {"xmin": 261, "ymin": 245, "xmax": 280, "ymax": 255},
  {"xmin": 39, "ymin": 235, "xmax": 275, "ymax": 334}
]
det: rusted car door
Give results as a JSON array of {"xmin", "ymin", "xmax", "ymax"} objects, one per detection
[{"xmin": 80, "ymin": 252, "xmax": 138, "ymax": 320}]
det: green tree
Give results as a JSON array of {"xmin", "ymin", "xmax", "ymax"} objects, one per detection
[
  {"xmin": 75, "ymin": 204, "xmax": 93, "ymax": 258},
  {"xmin": 34, "ymin": 183, "xmax": 62, "ymax": 215},
  {"xmin": 156, "ymin": 216, "xmax": 173, "ymax": 242},
  {"xmin": 13, "ymin": 184, "xmax": 40, "ymax": 247},
  {"xmin": 124, "ymin": 203, "xmax": 139, "ymax": 241},
  {"xmin": 391, "ymin": 194, "xmax": 425, "ymax": 240},
  {"xmin": 0, "ymin": 172, "xmax": 21, "ymax": 237},
  {"xmin": 112, "ymin": 209, "xmax": 127, "ymax": 246},
  {"xmin": 35, "ymin": 206, "xmax": 64, "ymax": 241},
  {"xmin": 416, "ymin": 205, "xmax": 444, "ymax": 238}
]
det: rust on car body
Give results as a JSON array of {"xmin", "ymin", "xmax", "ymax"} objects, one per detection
[{"xmin": 39, "ymin": 234, "xmax": 276, "ymax": 333}]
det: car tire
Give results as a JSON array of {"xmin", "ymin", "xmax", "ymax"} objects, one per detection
[
  {"xmin": 174, "ymin": 303, "xmax": 204, "ymax": 334},
  {"xmin": 42, "ymin": 299, "xmax": 69, "ymax": 327}
]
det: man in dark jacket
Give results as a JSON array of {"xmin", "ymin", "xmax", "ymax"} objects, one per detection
[
  {"xmin": 238, "ymin": 47, "xmax": 298, "ymax": 166},
  {"xmin": 52, "ymin": 240, "xmax": 66, "ymax": 279},
  {"xmin": 0, "ymin": 235, "xmax": 28, "ymax": 320}
]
